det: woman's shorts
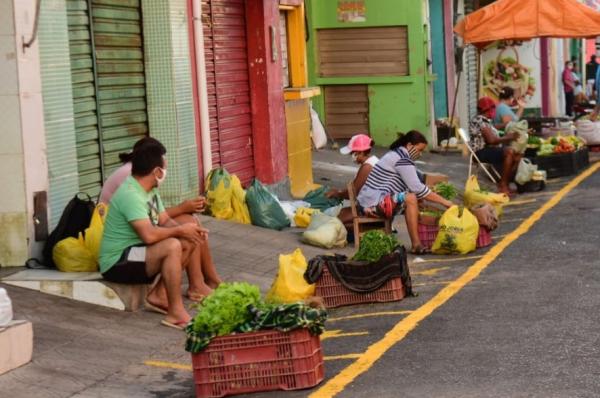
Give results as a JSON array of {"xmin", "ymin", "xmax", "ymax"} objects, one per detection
[{"xmin": 101, "ymin": 245, "xmax": 158, "ymax": 284}]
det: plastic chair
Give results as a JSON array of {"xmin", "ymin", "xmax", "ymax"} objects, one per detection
[
  {"xmin": 347, "ymin": 182, "xmax": 392, "ymax": 248},
  {"xmin": 457, "ymin": 128, "xmax": 501, "ymax": 183}
]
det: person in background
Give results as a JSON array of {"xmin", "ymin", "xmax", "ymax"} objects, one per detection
[
  {"xmin": 99, "ymin": 138, "xmax": 205, "ymax": 218},
  {"xmin": 585, "ymin": 54, "xmax": 598, "ymax": 98},
  {"xmin": 99, "ymin": 139, "xmax": 215, "ymax": 329},
  {"xmin": 562, "ymin": 61, "xmax": 576, "ymax": 117},
  {"xmin": 494, "ymin": 87, "xmax": 525, "ymax": 130},
  {"xmin": 326, "ymin": 134, "xmax": 378, "ymax": 230},
  {"xmin": 100, "ymin": 137, "xmax": 221, "ymax": 311},
  {"xmin": 470, "ymin": 97, "xmax": 520, "ymax": 196},
  {"xmin": 357, "ymin": 131, "xmax": 453, "ymax": 254},
  {"xmin": 572, "ymin": 62, "xmax": 589, "ymax": 105}
]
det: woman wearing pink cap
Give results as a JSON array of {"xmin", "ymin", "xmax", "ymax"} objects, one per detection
[
  {"xmin": 326, "ymin": 134, "xmax": 378, "ymax": 228},
  {"xmin": 470, "ymin": 97, "xmax": 520, "ymax": 195}
]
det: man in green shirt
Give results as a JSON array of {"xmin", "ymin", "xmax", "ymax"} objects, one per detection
[{"xmin": 99, "ymin": 139, "xmax": 208, "ymax": 329}]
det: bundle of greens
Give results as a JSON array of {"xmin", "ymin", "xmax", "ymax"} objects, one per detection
[
  {"xmin": 419, "ymin": 209, "xmax": 444, "ymax": 218},
  {"xmin": 191, "ymin": 282, "xmax": 261, "ymax": 336},
  {"xmin": 433, "ymin": 182, "xmax": 458, "ymax": 201},
  {"xmin": 527, "ymin": 136, "xmax": 542, "ymax": 147},
  {"xmin": 352, "ymin": 230, "xmax": 398, "ymax": 262}
]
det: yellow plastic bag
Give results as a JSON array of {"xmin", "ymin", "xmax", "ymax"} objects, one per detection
[
  {"xmin": 294, "ymin": 207, "xmax": 320, "ymax": 228},
  {"xmin": 432, "ymin": 206, "xmax": 479, "ymax": 255},
  {"xmin": 206, "ymin": 168, "xmax": 234, "ymax": 220},
  {"xmin": 53, "ymin": 236, "xmax": 98, "ymax": 272},
  {"xmin": 230, "ymin": 175, "xmax": 251, "ymax": 224},
  {"xmin": 463, "ymin": 175, "xmax": 509, "ymax": 217},
  {"xmin": 266, "ymin": 248, "xmax": 315, "ymax": 303},
  {"xmin": 83, "ymin": 203, "xmax": 108, "ymax": 262}
]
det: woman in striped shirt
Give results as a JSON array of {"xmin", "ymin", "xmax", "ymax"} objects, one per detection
[{"xmin": 357, "ymin": 131, "xmax": 453, "ymax": 254}]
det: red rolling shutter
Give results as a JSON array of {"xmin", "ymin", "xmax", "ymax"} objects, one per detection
[{"xmin": 202, "ymin": 0, "xmax": 255, "ymax": 185}]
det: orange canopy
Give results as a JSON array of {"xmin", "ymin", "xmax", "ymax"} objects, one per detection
[{"xmin": 454, "ymin": 0, "xmax": 600, "ymax": 47}]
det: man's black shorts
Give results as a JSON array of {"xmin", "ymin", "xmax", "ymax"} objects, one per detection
[{"xmin": 101, "ymin": 245, "xmax": 157, "ymax": 284}]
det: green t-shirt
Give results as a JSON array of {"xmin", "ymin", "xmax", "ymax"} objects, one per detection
[{"xmin": 99, "ymin": 176, "xmax": 165, "ymax": 273}]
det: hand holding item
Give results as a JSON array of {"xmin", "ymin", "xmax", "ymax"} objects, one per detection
[
  {"xmin": 182, "ymin": 196, "xmax": 207, "ymax": 213},
  {"xmin": 325, "ymin": 189, "xmax": 340, "ymax": 199}
]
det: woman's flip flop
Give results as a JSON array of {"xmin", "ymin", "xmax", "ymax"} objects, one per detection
[{"xmin": 144, "ymin": 300, "xmax": 168, "ymax": 315}]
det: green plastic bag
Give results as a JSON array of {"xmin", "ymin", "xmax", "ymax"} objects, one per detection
[
  {"xmin": 246, "ymin": 179, "xmax": 290, "ymax": 230},
  {"xmin": 303, "ymin": 186, "xmax": 342, "ymax": 211}
]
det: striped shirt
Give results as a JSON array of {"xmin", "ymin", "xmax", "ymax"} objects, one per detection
[{"xmin": 357, "ymin": 147, "xmax": 431, "ymax": 208}]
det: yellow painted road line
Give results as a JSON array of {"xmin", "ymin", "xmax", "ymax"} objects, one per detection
[
  {"xmin": 412, "ymin": 266, "xmax": 450, "ymax": 276},
  {"xmin": 503, "ymin": 198, "xmax": 537, "ymax": 206},
  {"xmin": 500, "ymin": 217, "xmax": 526, "ymax": 223},
  {"xmin": 144, "ymin": 360, "xmax": 192, "ymax": 371},
  {"xmin": 411, "ymin": 255, "xmax": 483, "ymax": 264},
  {"xmin": 321, "ymin": 330, "xmax": 369, "ymax": 340},
  {"xmin": 328, "ymin": 311, "xmax": 412, "ymax": 323},
  {"xmin": 325, "ymin": 354, "xmax": 362, "ymax": 361},
  {"xmin": 310, "ymin": 162, "xmax": 600, "ymax": 398},
  {"xmin": 411, "ymin": 281, "xmax": 452, "ymax": 287}
]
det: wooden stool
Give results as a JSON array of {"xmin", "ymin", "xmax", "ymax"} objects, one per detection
[{"xmin": 347, "ymin": 182, "xmax": 392, "ymax": 248}]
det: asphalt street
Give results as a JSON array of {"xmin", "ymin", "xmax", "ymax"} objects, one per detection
[{"xmin": 1, "ymin": 160, "xmax": 599, "ymax": 398}]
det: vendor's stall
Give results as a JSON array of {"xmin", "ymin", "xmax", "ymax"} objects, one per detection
[{"xmin": 453, "ymin": 0, "xmax": 600, "ymax": 179}]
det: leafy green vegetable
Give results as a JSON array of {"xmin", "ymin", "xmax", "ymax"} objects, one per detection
[
  {"xmin": 537, "ymin": 143, "xmax": 555, "ymax": 156},
  {"xmin": 191, "ymin": 282, "xmax": 261, "ymax": 336},
  {"xmin": 420, "ymin": 209, "xmax": 444, "ymax": 218},
  {"xmin": 433, "ymin": 182, "xmax": 458, "ymax": 201},
  {"xmin": 527, "ymin": 136, "xmax": 542, "ymax": 146},
  {"xmin": 352, "ymin": 230, "xmax": 399, "ymax": 262}
]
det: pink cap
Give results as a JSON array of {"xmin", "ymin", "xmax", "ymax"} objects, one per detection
[{"xmin": 340, "ymin": 134, "xmax": 373, "ymax": 155}]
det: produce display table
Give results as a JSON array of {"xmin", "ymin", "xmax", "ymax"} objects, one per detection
[
  {"xmin": 523, "ymin": 117, "xmax": 571, "ymax": 134},
  {"xmin": 529, "ymin": 148, "xmax": 589, "ymax": 179}
]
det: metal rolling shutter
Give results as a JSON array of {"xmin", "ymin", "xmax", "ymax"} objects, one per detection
[
  {"xmin": 324, "ymin": 85, "xmax": 369, "ymax": 139},
  {"xmin": 92, "ymin": 0, "xmax": 148, "ymax": 175},
  {"xmin": 67, "ymin": 0, "xmax": 102, "ymax": 196},
  {"xmin": 317, "ymin": 27, "xmax": 409, "ymax": 77},
  {"xmin": 203, "ymin": 0, "xmax": 254, "ymax": 185},
  {"xmin": 66, "ymin": 0, "xmax": 147, "ymax": 197}
]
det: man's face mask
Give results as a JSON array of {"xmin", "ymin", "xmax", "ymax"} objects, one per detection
[
  {"xmin": 155, "ymin": 167, "xmax": 167, "ymax": 187},
  {"xmin": 351, "ymin": 152, "xmax": 359, "ymax": 163}
]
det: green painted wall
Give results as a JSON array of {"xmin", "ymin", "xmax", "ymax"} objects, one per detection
[{"xmin": 306, "ymin": 0, "xmax": 431, "ymax": 145}]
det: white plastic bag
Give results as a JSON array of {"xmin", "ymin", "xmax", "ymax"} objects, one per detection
[
  {"xmin": 302, "ymin": 213, "xmax": 347, "ymax": 249},
  {"xmin": 0, "ymin": 288, "xmax": 13, "ymax": 327},
  {"xmin": 515, "ymin": 158, "xmax": 538, "ymax": 185},
  {"xmin": 310, "ymin": 107, "xmax": 327, "ymax": 149},
  {"xmin": 576, "ymin": 119, "xmax": 600, "ymax": 145}
]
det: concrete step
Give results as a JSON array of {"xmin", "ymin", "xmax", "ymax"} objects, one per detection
[
  {"xmin": 0, "ymin": 320, "xmax": 33, "ymax": 375},
  {"xmin": 1, "ymin": 270, "xmax": 149, "ymax": 311}
]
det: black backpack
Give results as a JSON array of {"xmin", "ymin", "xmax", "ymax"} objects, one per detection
[{"xmin": 27, "ymin": 193, "xmax": 95, "ymax": 269}]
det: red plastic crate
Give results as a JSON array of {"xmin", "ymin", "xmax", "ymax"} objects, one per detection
[
  {"xmin": 315, "ymin": 266, "xmax": 405, "ymax": 308},
  {"xmin": 192, "ymin": 328, "xmax": 324, "ymax": 397},
  {"xmin": 418, "ymin": 223, "xmax": 439, "ymax": 250},
  {"xmin": 476, "ymin": 227, "xmax": 492, "ymax": 248}
]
